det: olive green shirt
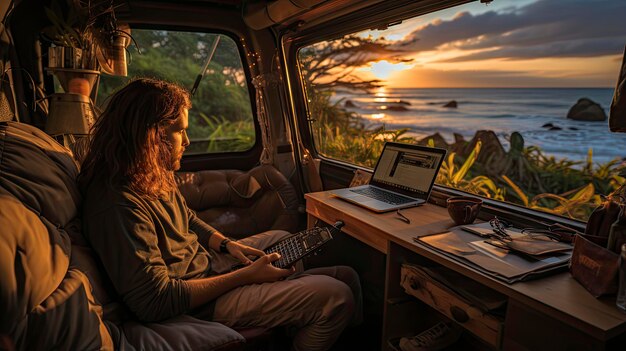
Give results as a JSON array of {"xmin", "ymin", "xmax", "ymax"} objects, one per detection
[{"xmin": 82, "ymin": 180, "xmax": 217, "ymax": 322}]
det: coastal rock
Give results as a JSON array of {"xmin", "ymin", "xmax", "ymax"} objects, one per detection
[
  {"xmin": 345, "ymin": 100, "xmax": 357, "ymax": 108},
  {"xmin": 396, "ymin": 100, "xmax": 411, "ymax": 105},
  {"xmin": 567, "ymin": 98, "xmax": 607, "ymax": 121},
  {"xmin": 451, "ymin": 133, "xmax": 467, "ymax": 154},
  {"xmin": 385, "ymin": 105, "xmax": 409, "ymax": 112},
  {"xmin": 443, "ymin": 100, "xmax": 458, "ymax": 108},
  {"xmin": 453, "ymin": 133, "xmax": 465, "ymax": 144},
  {"xmin": 460, "ymin": 130, "xmax": 505, "ymax": 164},
  {"xmin": 542, "ymin": 122, "xmax": 562, "ymax": 130},
  {"xmin": 509, "ymin": 132, "xmax": 525, "ymax": 155},
  {"xmin": 569, "ymin": 127, "xmax": 579, "ymax": 130},
  {"xmin": 417, "ymin": 133, "xmax": 449, "ymax": 149}
]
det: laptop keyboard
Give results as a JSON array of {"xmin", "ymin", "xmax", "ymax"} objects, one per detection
[{"xmin": 350, "ymin": 187, "xmax": 415, "ymax": 205}]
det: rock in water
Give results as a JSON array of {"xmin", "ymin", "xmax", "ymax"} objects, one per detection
[
  {"xmin": 386, "ymin": 105, "xmax": 409, "ymax": 111},
  {"xmin": 567, "ymin": 98, "xmax": 607, "ymax": 121},
  {"xmin": 345, "ymin": 100, "xmax": 356, "ymax": 108},
  {"xmin": 443, "ymin": 100, "xmax": 458, "ymax": 108}
]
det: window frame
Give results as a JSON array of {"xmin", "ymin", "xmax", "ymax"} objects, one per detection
[
  {"xmin": 115, "ymin": 23, "xmax": 263, "ymax": 171},
  {"xmin": 282, "ymin": 0, "xmax": 589, "ymax": 230}
]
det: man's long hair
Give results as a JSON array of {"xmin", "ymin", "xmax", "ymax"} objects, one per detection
[{"xmin": 79, "ymin": 78, "xmax": 191, "ymax": 198}]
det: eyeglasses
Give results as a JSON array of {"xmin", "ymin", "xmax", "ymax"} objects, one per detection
[
  {"xmin": 484, "ymin": 217, "xmax": 578, "ymax": 252},
  {"xmin": 488, "ymin": 216, "xmax": 512, "ymax": 242},
  {"xmin": 521, "ymin": 223, "xmax": 578, "ymax": 243}
]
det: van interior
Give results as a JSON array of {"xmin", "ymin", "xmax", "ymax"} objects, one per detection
[{"xmin": 2, "ymin": 0, "xmax": 626, "ymax": 350}]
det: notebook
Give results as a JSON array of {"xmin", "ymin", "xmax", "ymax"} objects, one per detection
[{"xmin": 331, "ymin": 142, "xmax": 447, "ymax": 212}]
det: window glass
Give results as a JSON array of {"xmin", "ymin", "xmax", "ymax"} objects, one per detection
[
  {"xmin": 98, "ymin": 30, "xmax": 255, "ymax": 154},
  {"xmin": 298, "ymin": 0, "xmax": 626, "ymax": 221}
]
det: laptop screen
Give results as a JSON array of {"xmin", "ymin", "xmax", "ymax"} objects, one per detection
[{"xmin": 370, "ymin": 143, "xmax": 446, "ymax": 198}]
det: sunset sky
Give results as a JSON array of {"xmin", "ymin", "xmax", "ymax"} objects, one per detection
[{"xmin": 356, "ymin": 0, "xmax": 626, "ymax": 88}]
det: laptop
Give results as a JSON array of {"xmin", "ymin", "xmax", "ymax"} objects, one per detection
[{"xmin": 331, "ymin": 142, "xmax": 447, "ymax": 212}]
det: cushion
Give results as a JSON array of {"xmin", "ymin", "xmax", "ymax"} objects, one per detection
[
  {"xmin": 0, "ymin": 121, "xmax": 80, "ymax": 227},
  {"xmin": 25, "ymin": 269, "xmax": 113, "ymax": 350},
  {"xmin": 111, "ymin": 315, "xmax": 245, "ymax": 351},
  {"xmin": 0, "ymin": 195, "xmax": 70, "ymax": 336},
  {"xmin": 0, "ymin": 122, "xmax": 115, "ymax": 350},
  {"xmin": 0, "ymin": 195, "xmax": 111, "ymax": 350}
]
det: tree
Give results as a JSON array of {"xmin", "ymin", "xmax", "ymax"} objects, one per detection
[
  {"xmin": 299, "ymin": 34, "xmax": 413, "ymax": 155},
  {"xmin": 299, "ymin": 34, "xmax": 410, "ymax": 92}
]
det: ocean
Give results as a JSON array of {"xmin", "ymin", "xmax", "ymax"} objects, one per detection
[{"xmin": 334, "ymin": 88, "xmax": 626, "ymax": 165}]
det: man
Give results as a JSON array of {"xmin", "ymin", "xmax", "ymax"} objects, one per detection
[{"xmin": 79, "ymin": 78, "xmax": 362, "ymax": 351}]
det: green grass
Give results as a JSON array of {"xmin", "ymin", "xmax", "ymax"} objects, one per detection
[{"xmin": 186, "ymin": 113, "xmax": 255, "ymax": 154}]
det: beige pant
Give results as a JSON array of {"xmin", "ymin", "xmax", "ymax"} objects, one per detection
[{"xmin": 209, "ymin": 230, "xmax": 362, "ymax": 351}]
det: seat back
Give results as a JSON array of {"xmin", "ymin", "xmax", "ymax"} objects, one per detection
[
  {"xmin": 0, "ymin": 121, "xmax": 113, "ymax": 350},
  {"xmin": 177, "ymin": 165, "xmax": 301, "ymax": 239}
]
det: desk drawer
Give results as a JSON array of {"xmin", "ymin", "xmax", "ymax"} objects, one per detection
[{"xmin": 400, "ymin": 264, "xmax": 504, "ymax": 348}]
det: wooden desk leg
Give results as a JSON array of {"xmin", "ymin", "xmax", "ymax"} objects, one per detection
[{"xmin": 307, "ymin": 213, "xmax": 317, "ymax": 229}]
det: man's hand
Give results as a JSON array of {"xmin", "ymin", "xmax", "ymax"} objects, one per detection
[
  {"xmin": 187, "ymin": 252, "xmax": 294, "ymax": 308},
  {"xmin": 240, "ymin": 253, "xmax": 295, "ymax": 284},
  {"xmin": 226, "ymin": 241, "xmax": 265, "ymax": 265}
]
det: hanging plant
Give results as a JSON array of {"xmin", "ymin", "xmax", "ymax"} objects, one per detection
[{"xmin": 41, "ymin": 0, "xmax": 136, "ymax": 75}]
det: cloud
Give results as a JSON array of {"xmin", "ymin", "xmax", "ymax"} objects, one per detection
[
  {"xmin": 393, "ymin": 67, "xmax": 613, "ymax": 88},
  {"xmin": 443, "ymin": 38, "xmax": 625, "ymax": 62},
  {"xmin": 394, "ymin": 0, "xmax": 626, "ymax": 61}
]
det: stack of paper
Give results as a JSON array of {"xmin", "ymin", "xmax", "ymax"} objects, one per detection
[{"xmin": 416, "ymin": 223, "xmax": 572, "ymax": 284}]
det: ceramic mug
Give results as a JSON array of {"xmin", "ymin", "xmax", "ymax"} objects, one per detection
[{"xmin": 447, "ymin": 196, "xmax": 483, "ymax": 225}]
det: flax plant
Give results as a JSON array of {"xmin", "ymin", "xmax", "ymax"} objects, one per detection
[{"xmin": 437, "ymin": 141, "xmax": 505, "ymax": 201}]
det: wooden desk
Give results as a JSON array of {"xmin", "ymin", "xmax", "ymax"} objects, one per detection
[{"xmin": 306, "ymin": 191, "xmax": 626, "ymax": 350}]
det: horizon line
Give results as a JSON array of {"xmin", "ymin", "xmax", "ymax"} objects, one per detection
[{"xmin": 386, "ymin": 86, "xmax": 614, "ymax": 89}]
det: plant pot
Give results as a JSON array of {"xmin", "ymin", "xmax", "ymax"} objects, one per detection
[
  {"xmin": 48, "ymin": 46, "xmax": 83, "ymax": 69},
  {"xmin": 47, "ymin": 68, "xmax": 100, "ymax": 96},
  {"xmin": 97, "ymin": 34, "xmax": 128, "ymax": 76},
  {"xmin": 45, "ymin": 93, "xmax": 96, "ymax": 136}
]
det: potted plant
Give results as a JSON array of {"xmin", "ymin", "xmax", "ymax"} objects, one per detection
[
  {"xmin": 43, "ymin": 0, "xmax": 131, "ymax": 93},
  {"xmin": 41, "ymin": 0, "xmax": 132, "ymax": 143}
]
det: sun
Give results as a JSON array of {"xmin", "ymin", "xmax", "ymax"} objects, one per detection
[{"xmin": 364, "ymin": 60, "xmax": 414, "ymax": 79}]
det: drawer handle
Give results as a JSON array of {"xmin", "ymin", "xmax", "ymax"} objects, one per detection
[
  {"xmin": 450, "ymin": 306, "xmax": 469, "ymax": 323},
  {"xmin": 410, "ymin": 278, "xmax": 421, "ymax": 290}
]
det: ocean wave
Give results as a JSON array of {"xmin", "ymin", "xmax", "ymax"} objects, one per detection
[{"xmin": 485, "ymin": 114, "xmax": 517, "ymax": 119}]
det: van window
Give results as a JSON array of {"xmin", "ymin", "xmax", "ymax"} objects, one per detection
[
  {"xmin": 98, "ymin": 30, "xmax": 255, "ymax": 155},
  {"xmin": 298, "ymin": 0, "xmax": 626, "ymax": 221}
]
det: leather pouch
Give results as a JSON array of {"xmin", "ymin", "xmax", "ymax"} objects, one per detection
[
  {"xmin": 570, "ymin": 235, "xmax": 619, "ymax": 297},
  {"xmin": 584, "ymin": 200, "xmax": 622, "ymax": 247}
]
